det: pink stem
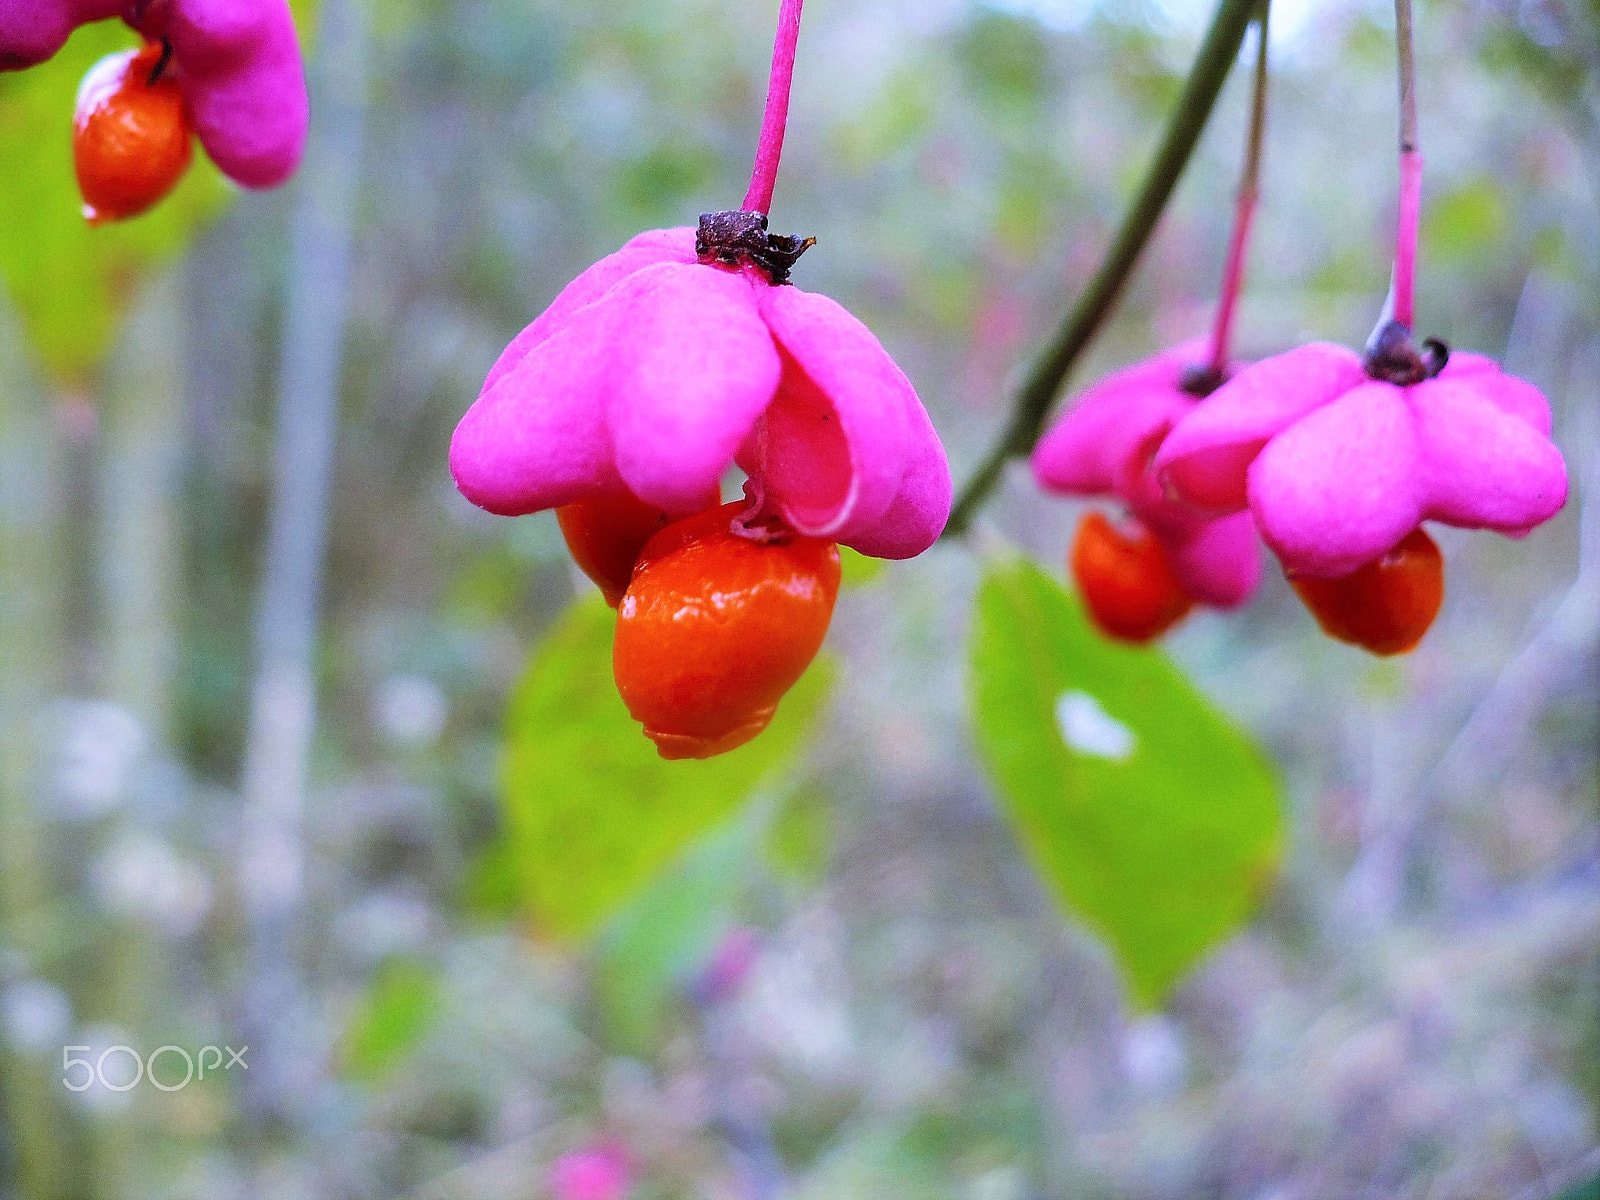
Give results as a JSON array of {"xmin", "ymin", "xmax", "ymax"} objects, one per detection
[
  {"xmin": 742, "ymin": 0, "xmax": 805, "ymax": 216},
  {"xmin": 1208, "ymin": 190, "xmax": 1257, "ymax": 376},
  {"xmin": 1207, "ymin": 6, "xmax": 1268, "ymax": 376},
  {"xmin": 1392, "ymin": 149, "xmax": 1422, "ymax": 331}
]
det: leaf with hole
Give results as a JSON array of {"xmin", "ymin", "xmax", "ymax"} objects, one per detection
[{"xmin": 969, "ymin": 556, "xmax": 1282, "ymax": 1007}]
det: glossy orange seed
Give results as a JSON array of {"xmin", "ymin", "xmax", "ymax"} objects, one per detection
[
  {"xmin": 556, "ymin": 485, "xmax": 720, "ymax": 607},
  {"xmin": 612, "ymin": 501, "xmax": 841, "ymax": 760},
  {"xmin": 1069, "ymin": 510, "xmax": 1194, "ymax": 644},
  {"xmin": 1291, "ymin": 526, "xmax": 1444, "ymax": 656},
  {"xmin": 73, "ymin": 42, "xmax": 192, "ymax": 225}
]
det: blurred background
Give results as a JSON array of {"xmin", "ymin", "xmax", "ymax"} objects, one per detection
[{"xmin": 1, "ymin": 0, "xmax": 1597, "ymax": 1196}]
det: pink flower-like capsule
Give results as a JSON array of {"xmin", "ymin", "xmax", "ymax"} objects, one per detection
[
  {"xmin": 1032, "ymin": 339, "xmax": 1261, "ymax": 609},
  {"xmin": 0, "ymin": 0, "xmax": 115, "ymax": 69},
  {"xmin": 449, "ymin": 221, "xmax": 952, "ymax": 560},
  {"xmin": 549, "ymin": 1145, "xmax": 631, "ymax": 1200},
  {"xmin": 2, "ymin": 0, "xmax": 308, "ymax": 190},
  {"xmin": 1152, "ymin": 335, "xmax": 1569, "ymax": 578},
  {"xmin": 456, "ymin": 0, "xmax": 948, "ymax": 759},
  {"xmin": 1032, "ymin": 13, "xmax": 1269, "ymax": 634}
]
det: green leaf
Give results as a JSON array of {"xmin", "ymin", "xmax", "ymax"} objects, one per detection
[
  {"xmin": 501, "ymin": 596, "xmax": 833, "ymax": 942},
  {"xmin": 341, "ymin": 957, "xmax": 440, "ymax": 1081},
  {"xmin": 0, "ymin": 0, "xmax": 318, "ymax": 381},
  {"xmin": 969, "ymin": 557, "xmax": 1283, "ymax": 1008}
]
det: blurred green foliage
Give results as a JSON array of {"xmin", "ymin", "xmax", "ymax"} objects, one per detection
[
  {"xmin": 500, "ymin": 596, "xmax": 834, "ymax": 943},
  {"xmin": 764, "ymin": 783, "xmax": 834, "ymax": 883},
  {"xmin": 591, "ymin": 820, "xmax": 754, "ymax": 1053},
  {"xmin": 341, "ymin": 956, "xmax": 441, "ymax": 1081},
  {"xmin": 958, "ymin": 13, "xmax": 1052, "ymax": 110},
  {"xmin": 589, "ymin": 776, "xmax": 835, "ymax": 1054},
  {"xmin": 833, "ymin": 65, "xmax": 933, "ymax": 170},
  {"xmin": 1424, "ymin": 179, "xmax": 1509, "ymax": 263},
  {"xmin": 618, "ymin": 141, "xmax": 720, "ymax": 220},
  {"xmin": 969, "ymin": 558, "xmax": 1283, "ymax": 1008}
]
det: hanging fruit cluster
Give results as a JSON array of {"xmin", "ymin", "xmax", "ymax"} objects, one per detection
[
  {"xmin": 2, "ymin": 0, "xmax": 308, "ymax": 223},
  {"xmin": 448, "ymin": 0, "xmax": 951, "ymax": 758},
  {"xmin": 1032, "ymin": 0, "xmax": 1567, "ymax": 656}
]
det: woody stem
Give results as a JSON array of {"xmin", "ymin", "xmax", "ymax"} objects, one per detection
[
  {"xmin": 1208, "ymin": 2, "xmax": 1270, "ymax": 376},
  {"xmin": 743, "ymin": 0, "xmax": 804, "ymax": 216},
  {"xmin": 1392, "ymin": 0, "xmax": 1421, "ymax": 329},
  {"xmin": 944, "ymin": 0, "xmax": 1262, "ymax": 537}
]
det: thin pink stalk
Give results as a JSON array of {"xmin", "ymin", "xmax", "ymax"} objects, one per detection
[
  {"xmin": 743, "ymin": 0, "xmax": 805, "ymax": 216},
  {"xmin": 1390, "ymin": 0, "xmax": 1420, "ymax": 328},
  {"xmin": 1207, "ymin": 193, "xmax": 1256, "ymax": 375},
  {"xmin": 1392, "ymin": 149, "xmax": 1422, "ymax": 330},
  {"xmin": 1207, "ymin": 3, "xmax": 1269, "ymax": 376}
]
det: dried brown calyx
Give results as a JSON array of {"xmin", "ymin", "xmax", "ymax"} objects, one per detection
[
  {"xmin": 1364, "ymin": 319, "xmax": 1448, "ymax": 386},
  {"xmin": 696, "ymin": 210, "xmax": 816, "ymax": 285}
]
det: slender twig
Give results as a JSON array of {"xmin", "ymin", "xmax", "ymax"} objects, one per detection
[
  {"xmin": 1392, "ymin": 0, "xmax": 1421, "ymax": 328},
  {"xmin": 1208, "ymin": 4, "xmax": 1270, "ymax": 376},
  {"xmin": 743, "ymin": 0, "xmax": 804, "ymax": 216},
  {"xmin": 1395, "ymin": 0, "xmax": 1418, "ymax": 154},
  {"xmin": 944, "ymin": 0, "xmax": 1264, "ymax": 536}
]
